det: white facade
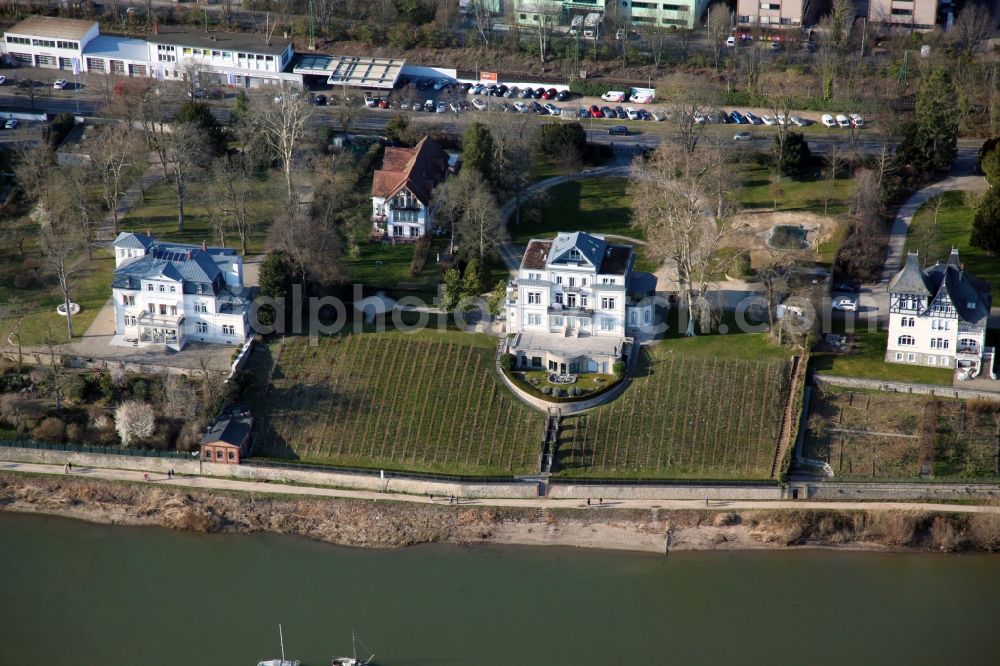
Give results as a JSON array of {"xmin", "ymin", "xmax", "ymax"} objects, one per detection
[
  {"xmin": 112, "ymin": 233, "xmax": 250, "ymax": 351},
  {"xmin": 371, "ymin": 187, "xmax": 430, "ymax": 239},
  {"xmin": 505, "ymin": 232, "xmax": 656, "ymax": 374},
  {"xmin": 885, "ymin": 251, "xmax": 992, "ymax": 378},
  {"xmin": 2, "ymin": 16, "xmax": 98, "ymax": 69}
]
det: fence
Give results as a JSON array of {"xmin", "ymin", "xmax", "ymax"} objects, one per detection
[
  {"xmin": 548, "ymin": 476, "xmax": 779, "ymax": 487},
  {"xmin": 0, "ymin": 439, "xmax": 192, "ymax": 460}
]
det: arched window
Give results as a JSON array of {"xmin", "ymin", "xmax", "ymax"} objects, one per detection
[{"xmin": 897, "ymin": 335, "xmax": 915, "ymax": 346}]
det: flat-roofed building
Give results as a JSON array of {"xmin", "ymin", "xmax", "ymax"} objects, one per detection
[
  {"xmin": 2, "ymin": 16, "xmax": 98, "ymax": 69},
  {"xmin": 736, "ymin": 0, "xmax": 812, "ymax": 27},
  {"xmin": 82, "ymin": 35, "xmax": 153, "ymax": 77},
  {"xmin": 868, "ymin": 0, "xmax": 938, "ymax": 30},
  {"xmin": 293, "ymin": 54, "xmax": 404, "ymax": 90},
  {"xmin": 621, "ymin": 0, "xmax": 708, "ymax": 29},
  {"xmin": 146, "ymin": 28, "xmax": 298, "ymax": 88}
]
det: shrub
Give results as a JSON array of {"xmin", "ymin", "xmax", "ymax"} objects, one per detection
[
  {"xmin": 410, "ymin": 234, "xmax": 431, "ymax": 276},
  {"xmin": 541, "ymin": 386, "xmax": 552, "ymax": 395},
  {"xmin": 500, "ymin": 353, "xmax": 515, "ymax": 371},
  {"xmin": 131, "ymin": 379, "xmax": 148, "ymax": 401},
  {"xmin": 65, "ymin": 422, "xmax": 85, "ymax": 444},
  {"xmin": 0, "ymin": 394, "xmax": 43, "ymax": 432},
  {"xmin": 968, "ymin": 399, "xmax": 1000, "ymax": 414},
  {"xmin": 176, "ymin": 418, "xmax": 208, "ymax": 452},
  {"xmin": 569, "ymin": 79, "xmax": 614, "ymax": 97},
  {"xmin": 554, "ymin": 388, "xmax": 565, "ymax": 398},
  {"xmin": 33, "ymin": 416, "xmax": 66, "ymax": 443},
  {"xmin": 13, "ymin": 270, "xmax": 41, "ymax": 290},
  {"xmin": 64, "ymin": 374, "xmax": 87, "ymax": 403},
  {"xmin": 114, "ymin": 401, "xmax": 156, "ymax": 447}
]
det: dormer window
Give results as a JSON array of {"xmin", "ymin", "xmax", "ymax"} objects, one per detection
[{"xmin": 568, "ymin": 249, "xmax": 582, "ymax": 261}]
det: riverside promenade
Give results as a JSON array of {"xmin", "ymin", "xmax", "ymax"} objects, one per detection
[{"xmin": 4, "ymin": 461, "xmax": 1000, "ymax": 515}]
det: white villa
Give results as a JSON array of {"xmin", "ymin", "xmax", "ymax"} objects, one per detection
[
  {"xmin": 886, "ymin": 249, "xmax": 994, "ymax": 379},
  {"xmin": 504, "ymin": 232, "xmax": 657, "ymax": 375},
  {"xmin": 112, "ymin": 232, "xmax": 251, "ymax": 351},
  {"xmin": 370, "ymin": 137, "xmax": 450, "ymax": 241}
]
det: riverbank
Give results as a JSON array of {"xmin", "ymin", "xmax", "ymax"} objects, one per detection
[{"xmin": 2, "ymin": 473, "xmax": 999, "ymax": 554}]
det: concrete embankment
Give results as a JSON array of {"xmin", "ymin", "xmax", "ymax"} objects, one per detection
[{"xmin": 3, "ymin": 473, "xmax": 1000, "ymax": 554}]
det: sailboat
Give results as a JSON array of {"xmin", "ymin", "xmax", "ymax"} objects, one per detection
[
  {"xmin": 331, "ymin": 631, "xmax": 375, "ymax": 666},
  {"xmin": 257, "ymin": 624, "xmax": 301, "ymax": 666}
]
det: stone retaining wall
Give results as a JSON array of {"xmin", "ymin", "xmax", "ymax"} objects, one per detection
[
  {"xmin": 814, "ymin": 373, "xmax": 1000, "ymax": 401},
  {"xmin": 791, "ymin": 480, "xmax": 1000, "ymax": 501},
  {"xmin": 547, "ymin": 483, "xmax": 782, "ymax": 500}
]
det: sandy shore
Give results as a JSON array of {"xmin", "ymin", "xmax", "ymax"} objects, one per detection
[{"xmin": 3, "ymin": 472, "xmax": 997, "ymax": 554}]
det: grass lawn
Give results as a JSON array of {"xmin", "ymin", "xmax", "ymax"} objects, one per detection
[
  {"xmin": 903, "ymin": 190, "xmax": 1000, "ymax": 295},
  {"xmin": 119, "ymin": 177, "xmax": 280, "ymax": 255},
  {"xmin": 810, "ymin": 330, "xmax": 955, "ymax": 386},
  {"xmin": 342, "ymin": 239, "xmax": 449, "ymax": 291},
  {"xmin": 0, "ymin": 242, "xmax": 115, "ymax": 346},
  {"xmin": 247, "ymin": 331, "xmax": 542, "ymax": 476},
  {"xmin": 555, "ymin": 336, "xmax": 793, "ymax": 480},
  {"xmin": 511, "ymin": 177, "xmax": 638, "ymax": 243},
  {"xmin": 737, "ymin": 163, "xmax": 855, "ymax": 215}
]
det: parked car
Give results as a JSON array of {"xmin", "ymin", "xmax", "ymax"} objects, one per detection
[
  {"xmin": 832, "ymin": 297, "xmax": 858, "ymax": 312},
  {"xmin": 436, "ymin": 102, "xmax": 447, "ymax": 113},
  {"xmin": 529, "ymin": 101, "xmax": 544, "ymax": 114},
  {"xmin": 726, "ymin": 36, "xmax": 736, "ymax": 47},
  {"xmin": 638, "ymin": 109, "xmax": 651, "ymax": 121},
  {"xmin": 514, "ymin": 101, "xmax": 529, "ymax": 113},
  {"xmin": 555, "ymin": 90, "xmax": 571, "ymax": 102},
  {"xmin": 497, "ymin": 85, "xmax": 509, "ymax": 96},
  {"xmin": 416, "ymin": 78, "xmax": 433, "ymax": 90},
  {"xmin": 53, "ymin": 79, "xmax": 69, "ymax": 90},
  {"xmin": 761, "ymin": 114, "xmax": 776, "ymax": 126},
  {"xmin": 651, "ymin": 109, "xmax": 668, "ymax": 122},
  {"xmin": 543, "ymin": 103, "xmax": 559, "ymax": 115},
  {"xmin": 612, "ymin": 105, "xmax": 624, "ymax": 119},
  {"xmin": 733, "ymin": 131, "xmax": 752, "ymax": 142},
  {"xmin": 579, "ymin": 107, "xmax": 589, "ymax": 118},
  {"xmin": 520, "ymin": 88, "xmax": 534, "ymax": 99},
  {"xmin": 471, "ymin": 83, "xmax": 485, "ymax": 95},
  {"xmin": 744, "ymin": 112, "xmax": 762, "ymax": 125},
  {"xmin": 590, "ymin": 105, "xmax": 603, "ymax": 118},
  {"xmin": 608, "ymin": 125, "xmax": 629, "ymax": 136},
  {"xmin": 0, "ymin": 75, "xmax": 8, "ymax": 86},
  {"xmin": 472, "ymin": 98, "xmax": 488, "ymax": 111},
  {"xmin": 776, "ymin": 114, "xmax": 787, "ymax": 126},
  {"xmin": 601, "ymin": 106, "xmax": 614, "ymax": 118},
  {"xmin": 432, "ymin": 79, "xmax": 448, "ymax": 90},
  {"xmin": 730, "ymin": 110, "xmax": 745, "ymax": 124},
  {"xmin": 849, "ymin": 113, "xmax": 865, "ymax": 128},
  {"xmin": 4, "ymin": 118, "xmax": 18, "ymax": 129},
  {"xmin": 312, "ymin": 94, "xmax": 327, "ymax": 106},
  {"xmin": 836, "ymin": 113, "xmax": 851, "ymax": 128},
  {"xmin": 790, "ymin": 115, "xmax": 807, "ymax": 127},
  {"xmin": 692, "ymin": 111, "xmax": 705, "ymax": 124},
  {"xmin": 821, "ymin": 114, "xmax": 837, "ymax": 128},
  {"xmin": 424, "ymin": 99, "xmax": 435, "ymax": 112},
  {"xmin": 449, "ymin": 101, "xmax": 462, "ymax": 113},
  {"xmin": 399, "ymin": 100, "xmax": 411, "ymax": 111}
]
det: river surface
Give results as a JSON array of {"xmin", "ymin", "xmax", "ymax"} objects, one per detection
[{"xmin": 2, "ymin": 512, "xmax": 1000, "ymax": 665}]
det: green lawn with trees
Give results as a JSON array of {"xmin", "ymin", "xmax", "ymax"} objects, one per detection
[
  {"xmin": 511, "ymin": 177, "xmax": 637, "ymax": 242},
  {"xmin": 810, "ymin": 331, "xmax": 955, "ymax": 386},
  {"xmin": 904, "ymin": 190, "xmax": 1000, "ymax": 295}
]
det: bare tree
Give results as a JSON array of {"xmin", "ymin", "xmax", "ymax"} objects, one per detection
[
  {"xmin": 659, "ymin": 73, "xmax": 719, "ymax": 154},
  {"xmin": 828, "ymin": 0, "xmax": 856, "ymax": 50},
  {"xmin": 164, "ymin": 122, "xmax": 210, "ymax": 231},
  {"xmin": 824, "ymin": 142, "xmax": 845, "ymax": 215},
  {"xmin": 58, "ymin": 167, "xmax": 101, "ymax": 261},
  {"xmin": 471, "ymin": 0, "xmax": 494, "ymax": 47},
  {"xmin": 707, "ymin": 2, "xmax": 732, "ymax": 72},
  {"xmin": 952, "ymin": 4, "xmax": 994, "ymax": 57},
  {"xmin": 13, "ymin": 142, "xmax": 55, "ymax": 204},
  {"xmin": 817, "ymin": 41, "xmax": 838, "ymax": 101},
  {"xmin": 272, "ymin": 211, "xmax": 342, "ymax": 286},
  {"xmin": 90, "ymin": 126, "xmax": 142, "ymax": 236},
  {"xmin": 14, "ymin": 77, "xmax": 39, "ymax": 110},
  {"xmin": 35, "ymin": 201, "xmax": 87, "ymax": 340},
  {"xmin": 490, "ymin": 113, "xmax": 538, "ymax": 227},
  {"xmin": 630, "ymin": 146, "xmax": 739, "ymax": 336},
  {"xmin": 251, "ymin": 91, "xmax": 314, "ymax": 206},
  {"xmin": 640, "ymin": 25, "xmax": 672, "ymax": 72},
  {"xmin": 211, "ymin": 153, "xmax": 260, "ymax": 256},
  {"xmin": 432, "ymin": 170, "xmax": 509, "ymax": 261},
  {"xmin": 532, "ymin": 0, "xmax": 563, "ymax": 63}
]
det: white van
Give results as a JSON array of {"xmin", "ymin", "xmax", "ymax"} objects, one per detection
[
  {"xmin": 836, "ymin": 113, "xmax": 851, "ymax": 128},
  {"xmin": 821, "ymin": 114, "xmax": 836, "ymax": 128},
  {"xmin": 726, "ymin": 36, "xmax": 736, "ymax": 47},
  {"xmin": 601, "ymin": 91, "xmax": 625, "ymax": 102}
]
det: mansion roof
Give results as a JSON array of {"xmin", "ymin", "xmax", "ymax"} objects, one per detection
[
  {"xmin": 371, "ymin": 136, "xmax": 449, "ymax": 205},
  {"xmin": 520, "ymin": 232, "xmax": 634, "ymax": 275},
  {"xmin": 889, "ymin": 250, "xmax": 991, "ymax": 326}
]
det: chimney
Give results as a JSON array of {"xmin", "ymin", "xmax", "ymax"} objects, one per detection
[{"xmin": 201, "ymin": 240, "xmax": 207, "ymax": 251}]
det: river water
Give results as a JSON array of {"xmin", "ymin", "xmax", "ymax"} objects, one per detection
[{"xmin": 2, "ymin": 512, "xmax": 999, "ymax": 665}]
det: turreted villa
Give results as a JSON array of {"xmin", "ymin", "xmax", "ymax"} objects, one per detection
[
  {"xmin": 886, "ymin": 249, "xmax": 994, "ymax": 380},
  {"xmin": 504, "ymin": 232, "xmax": 657, "ymax": 375}
]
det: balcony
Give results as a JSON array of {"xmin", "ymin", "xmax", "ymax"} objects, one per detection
[
  {"xmin": 138, "ymin": 311, "xmax": 184, "ymax": 327},
  {"xmin": 548, "ymin": 304, "xmax": 594, "ymax": 317}
]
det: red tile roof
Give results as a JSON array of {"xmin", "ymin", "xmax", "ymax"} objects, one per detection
[{"xmin": 371, "ymin": 136, "xmax": 449, "ymax": 205}]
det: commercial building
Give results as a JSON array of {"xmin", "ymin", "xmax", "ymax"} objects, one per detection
[
  {"xmin": 867, "ymin": 0, "xmax": 938, "ymax": 30},
  {"xmin": 620, "ymin": 0, "xmax": 708, "ymax": 29},
  {"xmin": 2, "ymin": 15, "xmax": 97, "ymax": 69},
  {"xmin": 736, "ymin": 0, "xmax": 812, "ymax": 27}
]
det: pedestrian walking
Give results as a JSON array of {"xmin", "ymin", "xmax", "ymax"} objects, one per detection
[
  {"xmin": 429, "ymin": 494, "xmax": 434, "ymax": 501},
  {"xmin": 63, "ymin": 463, "xmax": 69, "ymax": 474},
  {"xmin": 143, "ymin": 473, "xmax": 150, "ymax": 482},
  {"xmin": 705, "ymin": 497, "xmax": 709, "ymax": 507},
  {"xmin": 599, "ymin": 498, "xmax": 603, "ymax": 505},
  {"xmin": 67, "ymin": 462, "xmax": 72, "ymax": 471},
  {"xmin": 587, "ymin": 498, "xmax": 591, "ymax": 506}
]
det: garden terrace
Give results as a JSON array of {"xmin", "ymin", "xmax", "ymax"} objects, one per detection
[
  {"xmin": 802, "ymin": 385, "xmax": 1000, "ymax": 481},
  {"xmin": 249, "ymin": 333, "xmax": 544, "ymax": 476},
  {"xmin": 554, "ymin": 336, "xmax": 794, "ymax": 480}
]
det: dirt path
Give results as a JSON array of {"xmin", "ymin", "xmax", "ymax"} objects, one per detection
[{"xmin": 6, "ymin": 461, "xmax": 1000, "ymax": 514}]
